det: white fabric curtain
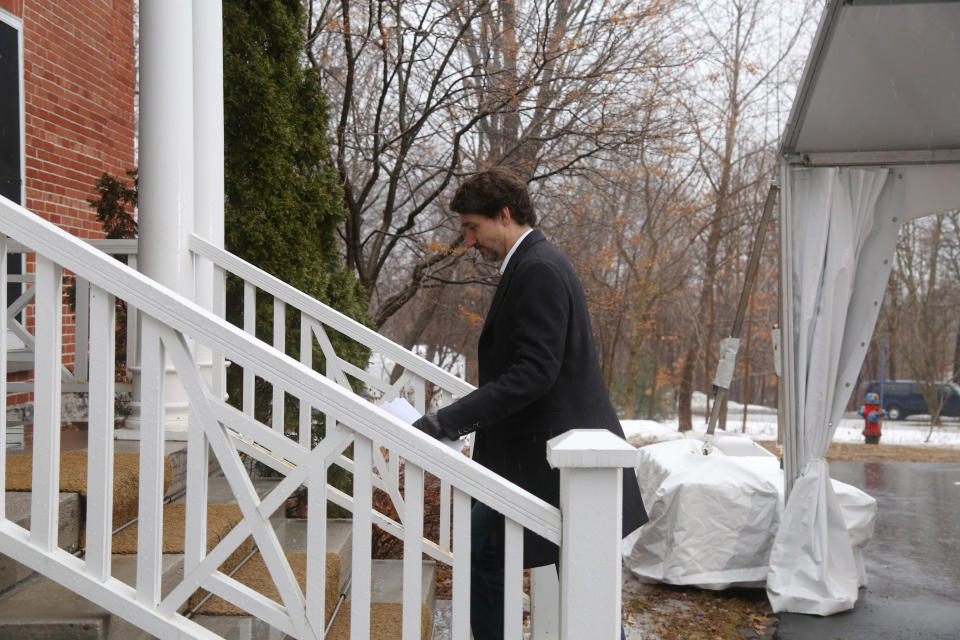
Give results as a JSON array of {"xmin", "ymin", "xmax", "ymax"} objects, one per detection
[{"xmin": 767, "ymin": 166, "xmax": 897, "ymax": 614}]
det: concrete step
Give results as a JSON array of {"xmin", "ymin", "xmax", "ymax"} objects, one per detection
[
  {"xmin": 192, "ymin": 557, "xmax": 439, "ymax": 640},
  {"xmin": 325, "ymin": 559, "xmax": 438, "ymax": 640},
  {"xmin": 191, "ymin": 518, "xmax": 354, "ymax": 638},
  {"xmin": 0, "ymin": 553, "xmax": 184, "ymax": 640},
  {"xmin": 0, "ymin": 491, "xmax": 82, "ymax": 594}
]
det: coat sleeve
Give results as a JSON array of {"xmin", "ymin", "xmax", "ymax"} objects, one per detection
[{"xmin": 437, "ymin": 258, "xmax": 569, "ymax": 436}]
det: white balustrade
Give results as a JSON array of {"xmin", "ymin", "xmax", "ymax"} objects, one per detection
[{"xmin": 0, "ymin": 197, "xmax": 633, "ymax": 640}]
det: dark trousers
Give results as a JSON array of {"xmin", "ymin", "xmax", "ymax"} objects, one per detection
[{"xmin": 470, "ymin": 501, "xmax": 627, "ymax": 640}]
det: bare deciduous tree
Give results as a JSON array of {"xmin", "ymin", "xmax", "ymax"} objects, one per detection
[
  {"xmin": 892, "ymin": 213, "xmax": 959, "ymax": 437},
  {"xmin": 674, "ymin": 0, "xmax": 816, "ymax": 430},
  {"xmin": 306, "ymin": 0, "xmax": 684, "ymax": 329}
]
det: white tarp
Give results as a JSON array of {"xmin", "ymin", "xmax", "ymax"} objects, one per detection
[
  {"xmin": 624, "ymin": 437, "xmax": 876, "ymax": 591},
  {"xmin": 770, "ymin": 166, "xmax": 894, "ymax": 614}
]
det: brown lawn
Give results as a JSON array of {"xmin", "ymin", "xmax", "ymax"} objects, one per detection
[{"xmin": 754, "ymin": 440, "xmax": 960, "ymax": 463}]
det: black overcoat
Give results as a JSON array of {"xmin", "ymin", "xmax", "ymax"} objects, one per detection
[{"xmin": 438, "ymin": 229, "xmax": 648, "ymax": 567}]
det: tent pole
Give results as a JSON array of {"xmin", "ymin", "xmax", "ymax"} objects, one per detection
[
  {"xmin": 778, "ymin": 162, "xmax": 798, "ymax": 502},
  {"xmin": 705, "ymin": 184, "xmax": 779, "ymax": 440}
]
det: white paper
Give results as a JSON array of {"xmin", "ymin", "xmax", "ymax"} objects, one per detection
[{"xmin": 380, "ymin": 397, "xmax": 464, "ymax": 453}]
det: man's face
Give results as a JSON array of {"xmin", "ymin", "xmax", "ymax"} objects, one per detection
[{"xmin": 460, "ymin": 211, "xmax": 507, "ymax": 262}]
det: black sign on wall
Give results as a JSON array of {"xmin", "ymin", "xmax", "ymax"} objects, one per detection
[
  {"xmin": 0, "ymin": 19, "xmax": 21, "ymax": 204},
  {"xmin": 1, "ymin": 18, "xmax": 23, "ymax": 317}
]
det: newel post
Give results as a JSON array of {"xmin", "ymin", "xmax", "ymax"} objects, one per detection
[{"xmin": 547, "ymin": 430, "xmax": 639, "ymax": 640}]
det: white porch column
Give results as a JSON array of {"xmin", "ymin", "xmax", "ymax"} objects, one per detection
[
  {"xmin": 547, "ymin": 430, "xmax": 638, "ymax": 640},
  {"xmin": 192, "ymin": 0, "xmax": 224, "ymax": 399},
  {"xmin": 127, "ymin": 0, "xmax": 196, "ymax": 437},
  {"xmin": 193, "ymin": 0, "xmax": 224, "ymax": 307}
]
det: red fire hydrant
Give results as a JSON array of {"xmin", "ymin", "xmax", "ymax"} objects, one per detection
[{"xmin": 859, "ymin": 392, "xmax": 884, "ymax": 445}]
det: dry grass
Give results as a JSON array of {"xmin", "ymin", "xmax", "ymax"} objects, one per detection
[
  {"xmin": 755, "ymin": 440, "xmax": 960, "ymax": 463},
  {"xmin": 624, "ymin": 577, "xmax": 776, "ymax": 640}
]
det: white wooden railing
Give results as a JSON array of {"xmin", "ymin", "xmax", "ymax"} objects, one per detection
[
  {"xmin": 4, "ymin": 238, "xmax": 138, "ymax": 395},
  {"xmin": 188, "ymin": 233, "xmax": 478, "ymax": 558},
  {"xmin": 0, "ymin": 196, "xmax": 633, "ymax": 640}
]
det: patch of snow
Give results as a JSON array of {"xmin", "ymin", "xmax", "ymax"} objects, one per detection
[{"xmin": 622, "ymin": 391, "xmax": 960, "ymax": 449}]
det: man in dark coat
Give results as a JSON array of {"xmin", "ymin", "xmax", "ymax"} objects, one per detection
[{"xmin": 413, "ymin": 168, "xmax": 647, "ymax": 639}]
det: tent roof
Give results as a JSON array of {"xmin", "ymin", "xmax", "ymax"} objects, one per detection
[{"xmin": 780, "ymin": 0, "xmax": 960, "ymax": 166}]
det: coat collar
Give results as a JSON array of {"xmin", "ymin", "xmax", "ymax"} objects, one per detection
[{"xmin": 481, "ymin": 228, "xmax": 546, "ymax": 334}]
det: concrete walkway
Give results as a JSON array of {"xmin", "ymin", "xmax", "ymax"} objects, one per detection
[{"xmin": 777, "ymin": 461, "xmax": 960, "ymax": 640}]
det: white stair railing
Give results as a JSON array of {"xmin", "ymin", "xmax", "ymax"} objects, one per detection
[
  {"xmin": 4, "ymin": 238, "xmax": 138, "ymax": 395},
  {"xmin": 189, "ymin": 233, "xmax": 474, "ymax": 557},
  {"xmin": 1, "ymin": 197, "xmax": 632, "ymax": 640}
]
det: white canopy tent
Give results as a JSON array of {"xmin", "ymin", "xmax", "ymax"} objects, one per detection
[{"xmin": 771, "ymin": 0, "xmax": 960, "ymax": 615}]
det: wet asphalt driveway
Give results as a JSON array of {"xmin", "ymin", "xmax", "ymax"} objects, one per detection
[{"xmin": 776, "ymin": 461, "xmax": 960, "ymax": 640}]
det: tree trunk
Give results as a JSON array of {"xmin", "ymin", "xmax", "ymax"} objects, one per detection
[
  {"xmin": 623, "ymin": 344, "xmax": 641, "ymax": 420},
  {"xmin": 623, "ymin": 320, "xmax": 648, "ymax": 420},
  {"xmin": 740, "ymin": 290, "xmax": 755, "ymax": 432},
  {"xmin": 677, "ymin": 343, "xmax": 696, "ymax": 431},
  {"xmin": 953, "ymin": 326, "xmax": 960, "ymax": 382},
  {"xmin": 647, "ymin": 333, "xmax": 661, "ymax": 420}
]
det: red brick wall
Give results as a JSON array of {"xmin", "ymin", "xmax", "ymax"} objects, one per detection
[{"xmin": 3, "ymin": 0, "xmax": 136, "ymax": 408}]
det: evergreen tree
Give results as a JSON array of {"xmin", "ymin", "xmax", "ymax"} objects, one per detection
[{"xmin": 223, "ymin": 0, "xmax": 369, "ymax": 432}]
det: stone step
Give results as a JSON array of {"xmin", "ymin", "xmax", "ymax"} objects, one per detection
[
  {"xmin": 0, "ymin": 442, "xmax": 189, "ymax": 597},
  {"xmin": 192, "ymin": 557, "xmax": 439, "ymax": 640},
  {"xmin": 0, "ymin": 518, "xmax": 346, "ymax": 639},
  {"xmin": 0, "ymin": 553, "xmax": 184, "ymax": 640},
  {"xmin": 324, "ymin": 559, "xmax": 438, "ymax": 640},
  {"xmin": 0, "ymin": 491, "xmax": 82, "ymax": 594}
]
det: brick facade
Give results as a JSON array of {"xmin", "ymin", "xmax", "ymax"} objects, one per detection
[{"xmin": 2, "ymin": 0, "xmax": 136, "ymax": 409}]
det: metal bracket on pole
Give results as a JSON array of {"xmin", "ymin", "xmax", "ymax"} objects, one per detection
[{"xmin": 704, "ymin": 184, "xmax": 780, "ymax": 450}]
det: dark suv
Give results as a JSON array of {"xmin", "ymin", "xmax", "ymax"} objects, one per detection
[{"xmin": 864, "ymin": 380, "xmax": 960, "ymax": 421}]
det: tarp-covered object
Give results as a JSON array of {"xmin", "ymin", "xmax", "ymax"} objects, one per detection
[{"xmin": 624, "ymin": 438, "xmax": 876, "ymax": 591}]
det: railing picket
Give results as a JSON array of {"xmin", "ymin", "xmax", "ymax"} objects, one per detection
[
  {"xmin": 402, "ymin": 461, "xmax": 424, "ymax": 639},
  {"xmin": 503, "ymin": 518, "xmax": 524, "ymax": 640},
  {"xmin": 125, "ymin": 255, "xmax": 139, "ymax": 383},
  {"xmin": 243, "ymin": 280, "xmax": 256, "ymax": 416},
  {"xmin": 0, "ymin": 235, "xmax": 6, "ymax": 518},
  {"xmin": 136, "ymin": 316, "xmax": 166, "ymax": 606},
  {"xmin": 272, "ymin": 299, "xmax": 286, "ymax": 432},
  {"xmin": 30, "ymin": 256, "xmax": 63, "ymax": 552},
  {"xmin": 184, "ymin": 397, "xmax": 209, "ymax": 581},
  {"xmin": 351, "ymin": 434, "xmax": 374, "ymax": 639},
  {"xmin": 530, "ymin": 566, "xmax": 560, "ymax": 639},
  {"xmin": 412, "ymin": 376, "xmax": 426, "ymax": 414},
  {"xmin": 86, "ymin": 285, "xmax": 116, "ymax": 581},
  {"xmin": 299, "ymin": 313, "xmax": 312, "ymax": 447},
  {"xmin": 439, "ymin": 479, "xmax": 452, "ymax": 550},
  {"xmin": 306, "ymin": 429, "xmax": 331, "ymax": 636},
  {"xmin": 73, "ymin": 276, "xmax": 90, "ymax": 381},
  {"xmin": 451, "ymin": 487, "xmax": 471, "ymax": 639},
  {"xmin": 211, "ymin": 264, "xmax": 227, "ymax": 399}
]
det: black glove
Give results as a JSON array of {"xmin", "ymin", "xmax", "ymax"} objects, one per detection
[{"xmin": 412, "ymin": 413, "xmax": 447, "ymax": 440}]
